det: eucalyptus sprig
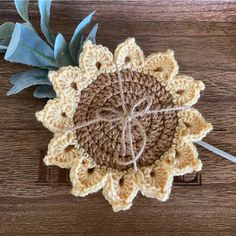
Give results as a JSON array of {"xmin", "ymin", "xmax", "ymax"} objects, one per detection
[{"xmin": 0, "ymin": 0, "xmax": 98, "ymax": 98}]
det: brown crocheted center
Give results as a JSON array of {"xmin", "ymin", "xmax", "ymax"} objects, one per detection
[{"xmin": 74, "ymin": 69, "xmax": 178, "ymax": 171}]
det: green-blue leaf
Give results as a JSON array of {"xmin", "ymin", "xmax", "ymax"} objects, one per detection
[
  {"xmin": 0, "ymin": 22, "xmax": 15, "ymax": 39},
  {"xmin": 14, "ymin": 0, "xmax": 29, "ymax": 22},
  {"xmin": 0, "ymin": 45, "xmax": 8, "ymax": 52},
  {"xmin": 86, "ymin": 23, "xmax": 98, "ymax": 44},
  {"xmin": 69, "ymin": 11, "xmax": 95, "ymax": 63},
  {"xmin": 0, "ymin": 45, "xmax": 7, "ymax": 50},
  {"xmin": 54, "ymin": 33, "xmax": 74, "ymax": 67},
  {"xmin": 33, "ymin": 85, "xmax": 56, "ymax": 98},
  {"xmin": 7, "ymin": 69, "xmax": 51, "ymax": 95},
  {"xmin": 5, "ymin": 23, "xmax": 57, "ymax": 68},
  {"xmin": 38, "ymin": 0, "xmax": 55, "ymax": 46},
  {"xmin": 9, "ymin": 69, "xmax": 46, "ymax": 85},
  {"xmin": 0, "ymin": 23, "xmax": 15, "ymax": 53}
]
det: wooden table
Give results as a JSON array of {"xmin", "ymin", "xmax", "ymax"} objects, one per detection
[{"xmin": 0, "ymin": 1, "xmax": 236, "ymax": 235}]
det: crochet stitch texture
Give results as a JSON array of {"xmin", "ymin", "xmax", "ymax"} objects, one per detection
[{"xmin": 36, "ymin": 38, "xmax": 212, "ymax": 212}]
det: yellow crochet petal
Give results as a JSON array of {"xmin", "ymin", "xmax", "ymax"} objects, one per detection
[
  {"xmin": 35, "ymin": 98, "xmax": 76, "ymax": 133},
  {"xmin": 114, "ymin": 38, "xmax": 144, "ymax": 69},
  {"xmin": 102, "ymin": 171, "xmax": 139, "ymax": 212},
  {"xmin": 49, "ymin": 66, "xmax": 91, "ymax": 100},
  {"xmin": 79, "ymin": 40, "xmax": 114, "ymax": 76},
  {"xmin": 143, "ymin": 50, "xmax": 178, "ymax": 81},
  {"xmin": 179, "ymin": 108, "xmax": 212, "ymax": 141},
  {"xmin": 137, "ymin": 163, "xmax": 173, "ymax": 201},
  {"xmin": 44, "ymin": 132, "xmax": 79, "ymax": 168},
  {"xmin": 172, "ymin": 140, "xmax": 202, "ymax": 175},
  {"xmin": 70, "ymin": 156, "xmax": 109, "ymax": 197},
  {"xmin": 171, "ymin": 75, "xmax": 205, "ymax": 106}
]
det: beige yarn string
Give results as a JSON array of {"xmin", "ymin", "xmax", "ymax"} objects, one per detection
[{"xmin": 65, "ymin": 66, "xmax": 189, "ymax": 171}]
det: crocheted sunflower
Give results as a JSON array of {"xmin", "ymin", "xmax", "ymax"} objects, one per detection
[{"xmin": 36, "ymin": 38, "xmax": 212, "ymax": 212}]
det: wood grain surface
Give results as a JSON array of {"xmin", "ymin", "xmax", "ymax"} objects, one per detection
[{"xmin": 0, "ymin": 0, "xmax": 236, "ymax": 235}]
